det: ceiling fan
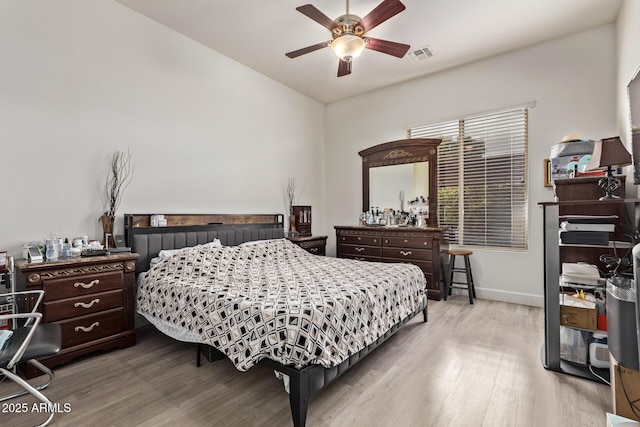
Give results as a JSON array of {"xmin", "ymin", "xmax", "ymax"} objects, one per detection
[{"xmin": 285, "ymin": 0, "xmax": 411, "ymax": 77}]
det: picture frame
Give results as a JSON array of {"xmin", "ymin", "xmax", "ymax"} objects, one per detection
[{"xmin": 544, "ymin": 158, "xmax": 552, "ymax": 187}]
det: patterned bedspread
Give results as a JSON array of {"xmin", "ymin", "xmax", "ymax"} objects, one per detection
[{"xmin": 137, "ymin": 238, "xmax": 426, "ymax": 371}]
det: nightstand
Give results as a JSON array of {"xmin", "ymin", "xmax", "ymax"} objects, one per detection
[
  {"xmin": 287, "ymin": 235, "xmax": 327, "ymax": 256},
  {"xmin": 16, "ymin": 252, "xmax": 138, "ymax": 376}
]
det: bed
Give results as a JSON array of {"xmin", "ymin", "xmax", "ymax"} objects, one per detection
[{"xmin": 125, "ymin": 213, "xmax": 428, "ymax": 427}]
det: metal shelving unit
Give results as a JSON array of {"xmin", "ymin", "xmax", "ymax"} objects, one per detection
[{"xmin": 539, "ymin": 199, "xmax": 640, "ymax": 384}]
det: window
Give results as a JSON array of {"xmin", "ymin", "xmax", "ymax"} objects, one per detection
[{"xmin": 408, "ymin": 107, "xmax": 529, "ymax": 250}]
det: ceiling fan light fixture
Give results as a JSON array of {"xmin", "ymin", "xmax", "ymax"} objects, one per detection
[{"xmin": 331, "ymin": 34, "xmax": 366, "ymax": 62}]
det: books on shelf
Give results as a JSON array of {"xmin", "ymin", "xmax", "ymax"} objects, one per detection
[{"xmin": 561, "ymin": 262, "xmax": 602, "ymax": 286}]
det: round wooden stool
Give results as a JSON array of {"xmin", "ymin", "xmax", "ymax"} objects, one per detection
[{"xmin": 445, "ymin": 249, "xmax": 476, "ymax": 304}]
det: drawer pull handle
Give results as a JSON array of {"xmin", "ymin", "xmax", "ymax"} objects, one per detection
[
  {"xmin": 74, "ymin": 299, "xmax": 100, "ymax": 309},
  {"xmin": 357, "ymin": 237, "xmax": 362, "ymax": 240},
  {"xmin": 355, "ymin": 257, "xmax": 365, "ymax": 261},
  {"xmin": 74, "ymin": 279, "xmax": 99, "ymax": 289},
  {"xmin": 355, "ymin": 247, "xmax": 365, "ymax": 252},
  {"xmin": 75, "ymin": 322, "xmax": 100, "ymax": 333},
  {"xmin": 404, "ymin": 239, "xmax": 408, "ymax": 243},
  {"xmin": 400, "ymin": 250, "xmax": 413, "ymax": 256},
  {"xmin": 309, "ymin": 248, "xmax": 318, "ymax": 252}
]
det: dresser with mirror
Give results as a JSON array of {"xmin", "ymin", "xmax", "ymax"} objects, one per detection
[{"xmin": 335, "ymin": 138, "xmax": 449, "ymax": 300}]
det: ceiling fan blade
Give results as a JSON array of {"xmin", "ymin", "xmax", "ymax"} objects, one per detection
[
  {"xmin": 337, "ymin": 59, "xmax": 352, "ymax": 77},
  {"xmin": 358, "ymin": 0, "xmax": 406, "ymax": 33},
  {"xmin": 296, "ymin": 4, "xmax": 338, "ymax": 31},
  {"xmin": 365, "ymin": 37, "xmax": 410, "ymax": 58},
  {"xmin": 286, "ymin": 41, "xmax": 331, "ymax": 58}
]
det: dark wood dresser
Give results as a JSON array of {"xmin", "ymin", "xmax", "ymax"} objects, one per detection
[
  {"xmin": 287, "ymin": 235, "xmax": 327, "ymax": 256},
  {"xmin": 335, "ymin": 226, "xmax": 448, "ymax": 300},
  {"xmin": 16, "ymin": 252, "xmax": 138, "ymax": 374}
]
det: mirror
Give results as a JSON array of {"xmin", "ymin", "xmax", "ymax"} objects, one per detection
[
  {"xmin": 369, "ymin": 161, "xmax": 429, "ymax": 211},
  {"xmin": 359, "ymin": 138, "xmax": 441, "ymax": 227},
  {"xmin": 630, "ymin": 66, "xmax": 640, "ymax": 184}
]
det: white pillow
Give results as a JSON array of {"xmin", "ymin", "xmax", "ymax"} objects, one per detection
[
  {"xmin": 157, "ymin": 248, "xmax": 183, "ymax": 260},
  {"xmin": 239, "ymin": 238, "xmax": 282, "ymax": 247},
  {"xmin": 157, "ymin": 239, "xmax": 221, "ymax": 260},
  {"xmin": 202, "ymin": 239, "xmax": 222, "ymax": 248},
  {"xmin": 149, "ymin": 239, "xmax": 223, "ymax": 269}
]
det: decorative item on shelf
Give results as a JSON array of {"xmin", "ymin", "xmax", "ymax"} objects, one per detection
[
  {"xmin": 292, "ymin": 206, "xmax": 312, "ymax": 236},
  {"xmin": 285, "ymin": 177, "xmax": 304, "ymax": 237},
  {"xmin": 99, "ymin": 214, "xmax": 115, "ymax": 249},
  {"xmin": 102, "ymin": 150, "xmax": 133, "ymax": 248},
  {"xmin": 544, "ymin": 158, "xmax": 552, "ymax": 187},
  {"xmin": 549, "ymin": 133, "xmax": 595, "ymax": 182},
  {"xmin": 586, "ymin": 136, "xmax": 632, "ymax": 200}
]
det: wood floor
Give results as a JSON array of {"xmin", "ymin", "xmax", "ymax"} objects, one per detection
[{"xmin": 1, "ymin": 298, "xmax": 611, "ymax": 427}]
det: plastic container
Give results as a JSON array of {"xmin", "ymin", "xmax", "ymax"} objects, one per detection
[
  {"xmin": 62, "ymin": 239, "xmax": 71, "ymax": 258},
  {"xmin": 589, "ymin": 333, "xmax": 609, "ymax": 369}
]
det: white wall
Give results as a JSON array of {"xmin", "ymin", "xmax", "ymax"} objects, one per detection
[
  {"xmin": 617, "ymin": 0, "xmax": 640, "ymax": 154},
  {"xmin": 325, "ymin": 25, "xmax": 618, "ymax": 306},
  {"xmin": 0, "ymin": 1, "xmax": 625, "ymax": 308},
  {"xmin": 0, "ymin": 0, "xmax": 325, "ymax": 258}
]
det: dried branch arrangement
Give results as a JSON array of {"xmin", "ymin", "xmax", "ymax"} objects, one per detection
[
  {"xmin": 286, "ymin": 177, "xmax": 297, "ymax": 213},
  {"xmin": 104, "ymin": 150, "xmax": 133, "ymax": 218},
  {"xmin": 286, "ymin": 177, "xmax": 305, "ymax": 213}
]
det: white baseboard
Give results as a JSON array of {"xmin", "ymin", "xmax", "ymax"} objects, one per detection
[{"xmin": 448, "ymin": 287, "xmax": 543, "ymax": 307}]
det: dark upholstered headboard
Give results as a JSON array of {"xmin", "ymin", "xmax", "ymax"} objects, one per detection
[{"xmin": 124, "ymin": 213, "xmax": 284, "ymax": 274}]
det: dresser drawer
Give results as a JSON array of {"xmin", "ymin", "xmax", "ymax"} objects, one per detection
[
  {"xmin": 383, "ymin": 258, "xmax": 432, "ymax": 272},
  {"xmin": 383, "ymin": 247, "xmax": 432, "ymax": 262},
  {"xmin": 335, "ymin": 226, "xmax": 447, "ymax": 301},
  {"xmin": 57, "ymin": 308, "xmax": 124, "ymax": 348},
  {"xmin": 338, "ymin": 235, "xmax": 381, "ymax": 246},
  {"xmin": 383, "ymin": 236, "xmax": 433, "ymax": 249},
  {"xmin": 340, "ymin": 253, "xmax": 380, "ymax": 263},
  {"xmin": 305, "ymin": 244, "xmax": 325, "ymax": 256},
  {"xmin": 43, "ymin": 271, "xmax": 123, "ymax": 301},
  {"xmin": 44, "ymin": 289, "xmax": 123, "ymax": 322},
  {"xmin": 339, "ymin": 244, "xmax": 381, "ymax": 258},
  {"xmin": 289, "ymin": 236, "xmax": 327, "ymax": 256}
]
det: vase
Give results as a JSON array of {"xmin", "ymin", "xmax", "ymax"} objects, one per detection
[
  {"xmin": 288, "ymin": 214, "xmax": 299, "ymax": 237},
  {"xmin": 100, "ymin": 215, "xmax": 116, "ymax": 248}
]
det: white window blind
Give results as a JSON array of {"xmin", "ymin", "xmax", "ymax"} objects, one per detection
[{"xmin": 408, "ymin": 107, "xmax": 529, "ymax": 250}]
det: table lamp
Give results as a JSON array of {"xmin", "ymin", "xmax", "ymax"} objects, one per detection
[{"xmin": 586, "ymin": 136, "xmax": 632, "ymax": 200}]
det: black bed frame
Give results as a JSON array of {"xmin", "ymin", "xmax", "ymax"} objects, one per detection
[{"xmin": 125, "ymin": 213, "xmax": 428, "ymax": 427}]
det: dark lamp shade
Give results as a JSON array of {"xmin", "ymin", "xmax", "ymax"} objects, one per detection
[{"xmin": 586, "ymin": 136, "xmax": 632, "ymax": 170}]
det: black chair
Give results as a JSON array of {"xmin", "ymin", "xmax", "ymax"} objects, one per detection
[{"xmin": 0, "ymin": 290, "xmax": 62, "ymax": 427}]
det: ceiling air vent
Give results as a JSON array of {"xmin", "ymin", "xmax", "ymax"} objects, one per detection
[{"xmin": 407, "ymin": 46, "xmax": 434, "ymax": 63}]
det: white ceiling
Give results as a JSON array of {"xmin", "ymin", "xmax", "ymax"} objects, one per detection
[{"xmin": 115, "ymin": 0, "xmax": 622, "ymax": 104}]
